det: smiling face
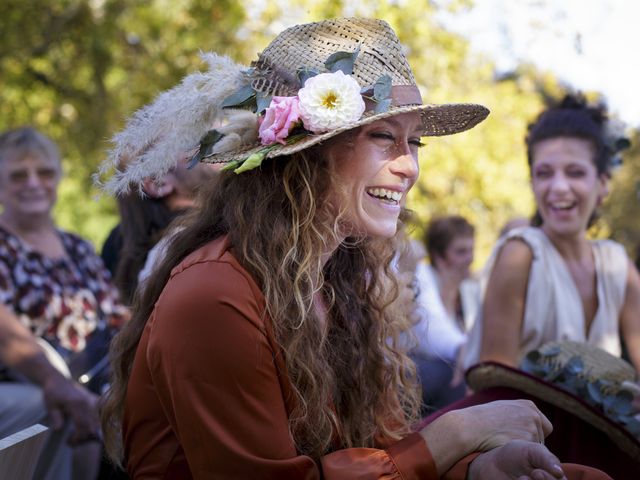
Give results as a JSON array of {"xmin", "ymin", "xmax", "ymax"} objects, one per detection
[
  {"xmin": 438, "ymin": 234, "xmax": 475, "ymax": 279},
  {"xmin": 0, "ymin": 150, "xmax": 61, "ymax": 221},
  {"xmin": 530, "ymin": 137, "xmax": 609, "ymax": 238},
  {"xmin": 327, "ymin": 111, "xmax": 422, "ymax": 239}
]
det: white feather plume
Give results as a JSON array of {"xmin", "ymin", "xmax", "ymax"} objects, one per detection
[{"xmin": 96, "ymin": 53, "xmax": 252, "ymax": 195}]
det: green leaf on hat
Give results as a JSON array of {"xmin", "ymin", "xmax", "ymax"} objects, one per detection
[
  {"xmin": 233, "ymin": 149, "xmax": 269, "ymax": 174},
  {"xmin": 586, "ymin": 381, "xmax": 603, "ymax": 404},
  {"xmin": 325, "ymin": 46, "xmax": 360, "ymax": 74},
  {"xmin": 374, "ymin": 98, "xmax": 392, "ymax": 114},
  {"xmin": 297, "ymin": 67, "xmax": 319, "ymax": 86},
  {"xmin": 256, "ymin": 92, "xmax": 273, "ymax": 114},
  {"xmin": 607, "ymin": 390, "xmax": 634, "ymax": 416},
  {"xmin": 221, "ymin": 84, "xmax": 257, "ymax": 111},
  {"xmin": 188, "ymin": 129, "xmax": 224, "ymax": 168},
  {"xmin": 564, "ymin": 356, "xmax": 584, "ymax": 375},
  {"xmin": 220, "ymin": 159, "xmax": 242, "ymax": 172},
  {"xmin": 373, "ymin": 74, "xmax": 392, "ymax": 102}
]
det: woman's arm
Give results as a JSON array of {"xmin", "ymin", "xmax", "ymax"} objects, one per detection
[
  {"xmin": 0, "ymin": 303, "xmax": 99, "ymax": 444},
  {"xmin": 620, "ymin": 259, "xmax": 640, "ymax": 373},
  {"xmin": 479, "ymin": 239, "xmax": 533, "ymax": 367}
]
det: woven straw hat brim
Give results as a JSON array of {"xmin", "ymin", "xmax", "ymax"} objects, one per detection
[
  {"xmin": 202, "ymin": 102, "xmax": 489, "ymax": 164},
  {"xmin": 537, "ymin": 340, "xmax": 636, "ymax": 385},
  {"xmin": 466, "ymin": 361, "xmax": 640, "ymax": 462}
]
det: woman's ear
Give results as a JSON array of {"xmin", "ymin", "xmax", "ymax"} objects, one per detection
[{"xmin": 142, "ymin": 175, "xmax": 175, "ymax": 199}]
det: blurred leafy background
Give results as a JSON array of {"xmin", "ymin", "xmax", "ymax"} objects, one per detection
[{"xmin": 1, "ymin": 0, "xmax": 637, "ymax": 267}]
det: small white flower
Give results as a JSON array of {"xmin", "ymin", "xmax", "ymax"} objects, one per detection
[{"xmin": 297, "ymin": 71, "xmax": 366, "ymax": 133}]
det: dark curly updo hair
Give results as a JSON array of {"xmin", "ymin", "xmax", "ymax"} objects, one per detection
[{"xmin": 525, "ymin": 93, "xmax": 611, "ymax": 176}]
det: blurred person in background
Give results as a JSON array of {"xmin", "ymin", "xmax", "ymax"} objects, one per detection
[
  {"xmin": 464, "ymin": 94, "xmax": 640, "ymax": 378},
  {"xmin": 0, "ymin": 126, "xmax": 129, "ymax": 479},
  {"xmin": 102, "ymin": 153, "xmax": 218, "ymax": 305},
  {"xmin": 411, "ymin": 215, "xmax": 479, "ymax": 410}
]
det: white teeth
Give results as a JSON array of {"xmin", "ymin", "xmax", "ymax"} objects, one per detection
[
  {"xmin": 551, "ymin": 201, "xmax": 574, "ymax": 209},
  {"xmin": 367, "ymin": 188, "xmax": 402, "ymax": 202}
]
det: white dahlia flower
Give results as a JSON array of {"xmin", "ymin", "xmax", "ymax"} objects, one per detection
[{"xmin": 297, "ymin": 71, "xmax": 366, "ymax": 133}]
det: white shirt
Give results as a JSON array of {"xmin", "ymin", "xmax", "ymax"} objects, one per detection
[
  {"xmin": 412, "ymin": 262, "xmax": 479, "ymax": 361},
  {"xmin": 464, "ymin": 226, "xmax": 628, "ymax": 369}
]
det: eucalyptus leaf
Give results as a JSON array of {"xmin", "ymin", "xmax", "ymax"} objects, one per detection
[
  {"xmin": 256, "ymin": 93, "xmax": 273, "ymax": 114},
  {"xmin": 374, "ymin": 98, "xmax": 392, "ymax": 114},
  {"xmin": 187, "ymin": 129, "xmax": 224, "ymax": 168},
  {"xmin": 609, "ymin": 390, "xmax": 634, "ymax": 415},
  {"xmin": 564, "ymin": 356, "xmax": 584, "ymax": 375},
  {"xmin": 520, "ymin": 351, "xmax": 547, "ymax": 377},
  {"xmin": 373, "ymin": 74, "xmax": 392, "ymax": 102},
  {"xmin": 325, "ymin": 46, "xmax": 360, "ymax": 74},
  {"xmin": 187, "ymin": 152, "xmax": 201, "ymax": 170},
  {"xmin": 586, "ymin": 381, "xmax": 603, "ymax": 404},
  {"xmin": 221, "ymin": 84, "xmax": 257, "ymax": 111},
  {"xmin": 297, "ymin": 67, "xmax": 319, "ymax": 86}
]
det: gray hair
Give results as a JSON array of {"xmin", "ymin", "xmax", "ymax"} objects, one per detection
[{"xmin": 0, "ymin": 127, "xmax": 60, "ymax": 164}]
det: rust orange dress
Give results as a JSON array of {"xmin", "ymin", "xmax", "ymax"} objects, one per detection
[{"xmin": 122, "ymin": 236, "xmax": 610, "ymax": 479}]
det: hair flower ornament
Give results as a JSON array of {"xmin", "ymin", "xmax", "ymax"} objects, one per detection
[{"xmin": 190, "ymin": 46, "xmax": 392, "ymax": 174}]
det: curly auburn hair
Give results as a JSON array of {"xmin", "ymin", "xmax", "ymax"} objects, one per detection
[{"xmin": 100, "ymin": 139, "xmax": 421, "ymax": 464}]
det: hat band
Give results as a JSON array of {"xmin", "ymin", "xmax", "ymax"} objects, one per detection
[{"xmin": 363, "ymin": 85, "xmax": 423, "ymax": 112}]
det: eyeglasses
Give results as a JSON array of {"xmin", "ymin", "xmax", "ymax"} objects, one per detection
[{"xmin": 6, "ymin": 168, "xmax": 59, "ymax": 184}]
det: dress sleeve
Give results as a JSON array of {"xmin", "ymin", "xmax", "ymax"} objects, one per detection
[{"xmin": 146, "ymin": 259, "xmax": 439, "ymax": 479}]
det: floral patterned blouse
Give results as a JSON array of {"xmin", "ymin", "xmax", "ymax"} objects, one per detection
[{"xmin": 0, "ymin": 225, "xmax": 128, "ymax": 354}]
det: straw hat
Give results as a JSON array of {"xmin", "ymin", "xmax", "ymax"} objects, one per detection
[
  {"xmin": 466, "ymin": 341, "xmax": 640, "ymax": 461},
  {"xmin": 203, "ymin": 17, "xmax": 489, "ymax": 165},
  {"xmin": 98, "ymin": 18, "xmax": 489, "ymax": 193}
]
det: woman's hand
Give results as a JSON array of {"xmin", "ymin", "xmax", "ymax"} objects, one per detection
[
  {"xmin": 468, "ymin": 440, "xmax": 566, "ymax": 480},
  {"xmin": 457, "ymin": 399, "xmax": 552, "ymax": 452},
  {"xmin": 42, "ymin": 374, "xmax": 101, "ymax": 445},
  {"xmin": 420, "ymin": 400, "xmax": 553, "ymax": 474}
]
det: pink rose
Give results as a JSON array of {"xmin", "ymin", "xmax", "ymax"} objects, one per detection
[{"xmin": 258, "ymin": 96, "xmax": 301, "ymax": 145}]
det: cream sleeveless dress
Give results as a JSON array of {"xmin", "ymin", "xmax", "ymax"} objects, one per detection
[{"xmin": 464, "ymin": 226, "xmax": 629, "ymax": 369}]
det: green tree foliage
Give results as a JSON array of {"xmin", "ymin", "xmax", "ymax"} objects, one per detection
[
  {"xmin": 0, "ymin": 0, "xmax": 246, "ymax": 246},
  {"xmin": 4, "ymin": 0, "xmax": 633, "ymax": 267}
]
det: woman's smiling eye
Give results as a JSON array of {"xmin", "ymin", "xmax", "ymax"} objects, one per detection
[
  {"xmin": 533, "ymin": 168, "xmax": 552, "ymax": 179},
  {"xmin": 566, "ymin": 168, "xmax": 586, "ymax": 178},
  {"xmin": 370, "ymin": 132, "xmax": 424, "ymax": 149},
  {"xmin": 370, "ymin": 132, "xmax": 395, "ymax": 141}
]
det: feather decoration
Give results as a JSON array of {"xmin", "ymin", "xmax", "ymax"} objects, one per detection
[{"xmin": 95, "ymin": 53, "xmax": 251, "ymax": 195}]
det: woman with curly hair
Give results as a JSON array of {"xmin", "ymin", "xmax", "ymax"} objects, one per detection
[{"xmin": 99, "ymin": 19, "xmax": 608, "ymax": 479}]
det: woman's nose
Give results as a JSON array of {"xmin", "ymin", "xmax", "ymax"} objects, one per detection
[
  {"xmin": 24, "ymin": 170, "xmax": 43, "ymax": 187},
  {"xmin": 391, "ymin": 149, "xmax": 419, "ymax": 181},
  {"xmin": 549, "ymin": 172, "xmax": 570, "ymax": 191}
]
